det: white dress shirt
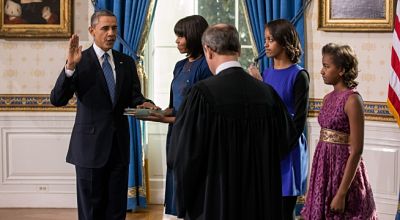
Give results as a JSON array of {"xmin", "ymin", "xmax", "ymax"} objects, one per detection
[{"xmin": 215, "ymin": 60, "xmax": 242, "ymax": 75}]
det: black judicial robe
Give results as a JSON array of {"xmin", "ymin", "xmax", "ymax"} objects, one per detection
[{"xmin": 168, "ymin": 67, "xmax": 298, "ymax": 220}]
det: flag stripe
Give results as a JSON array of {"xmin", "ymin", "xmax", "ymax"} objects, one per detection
[
  {"xmin": 388, "ymin": 86, "xmax": 400, "ymax": 127},
  {"xmin": 389, "ymin": 85, "xmax": 400, "ymax": 111},
  {"xmin": 388, "ymin": 3, "xmax": 400, "ymax": 126},
  {"xmin": 390, "ymin": 67, "xmax": 400, "ymax": 99},
  {"xmin": 395, "ymin": 15, "xmax": 400, "ymax": 41},
  {"xmin": 391, "ymin": 48, "xmax": 400, "ymax": 80},
  {"xmin": 393, "ymin": 30, "xmax": 400, "ymax": 58}
]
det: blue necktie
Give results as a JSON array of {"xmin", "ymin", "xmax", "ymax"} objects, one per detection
[{"xmin": 102, "ymin": 53, "xmax": 116, "ymax": 104}]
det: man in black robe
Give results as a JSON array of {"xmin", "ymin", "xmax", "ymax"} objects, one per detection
[{"xmin": 168, "ymin": 24, "xmax": 298, "ymax": 220}]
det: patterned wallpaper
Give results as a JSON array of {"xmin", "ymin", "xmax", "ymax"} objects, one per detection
[
  {"xmin": 305, "ymin": 0, "xmax": 392, "ymax": 102},
  {"xmin": 0, "ymin": 1, "xmax": 91, "ymax": 94}
]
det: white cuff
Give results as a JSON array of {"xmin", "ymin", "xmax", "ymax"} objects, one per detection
[{"xmin": 64, "ymin": 66, "xmax": 75, "ymax": 77}]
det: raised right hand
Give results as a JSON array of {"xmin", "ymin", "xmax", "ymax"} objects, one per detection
[
  {"xmin": 247, "ymin": 63, "xmax": 263, "ymax": 81},
  {"xmin": 66, "ymin": 34, "xmax": 82, "ymax": 70}
]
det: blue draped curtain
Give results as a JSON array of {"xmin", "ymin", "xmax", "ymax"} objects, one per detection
[
  {"xmin": 92, "ymin": 0, "xmax": 158, "ymax": 211},
  {"xmin": 243, "ymin": 0, "xmax": 311, "ymax": 72}
]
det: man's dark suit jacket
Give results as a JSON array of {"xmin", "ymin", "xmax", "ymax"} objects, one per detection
[{"xmin": 51, "ymin": 46, "xmax": 148, "ymax": 168}]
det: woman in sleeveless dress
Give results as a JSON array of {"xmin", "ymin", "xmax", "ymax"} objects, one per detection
[
  {"xmin": 248, "ymin": 19, "xmax": 309, "ymax": 220},
  {"xmin": 301, "ymin": 43, "xmax": 377, "ymax": 219}
]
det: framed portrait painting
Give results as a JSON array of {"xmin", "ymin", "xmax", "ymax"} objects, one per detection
[
  {"xmin": 0, "ymin": 0, "xmax": 72, "ymax": 38},
  {"xmin": 319, "ymin": 0, "xmax": 394, "ymax": 32}
]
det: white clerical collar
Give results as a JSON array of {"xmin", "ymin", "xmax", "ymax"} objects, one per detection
[
  {"xmin": 93, "ymin": 43, "xmax": 113, "ymax": 60},
  {"xmin": 215, "ymin": 61, "xmax": 242, "ymax": 75}
]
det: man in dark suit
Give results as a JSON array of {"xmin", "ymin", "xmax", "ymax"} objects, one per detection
[
  {"xmin": 168, "ymin": 24, "xmax": 298, "ymax": 220},
  {"xmin": 50, "ymin": 10, "xmax": 156, "ymax": 220}
]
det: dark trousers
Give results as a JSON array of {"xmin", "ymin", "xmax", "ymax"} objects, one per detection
[
  {"xmin": 75, "ymin": 141, "xmax": 128, "ymax": 220},
  {"xmin": 282, "ymin": 196, "xmax": 298, "ymax": 220}
]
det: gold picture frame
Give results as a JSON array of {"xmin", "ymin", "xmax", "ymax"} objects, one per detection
[
  {"xmin": 319, "ymin": 0, "xmax": 394, "ymax": 32},
  {"xmin": 0, "ymin": 0, "xmax": 72, "ymax": 38}
]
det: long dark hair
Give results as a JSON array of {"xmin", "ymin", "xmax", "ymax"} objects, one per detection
[
  {"xmin": 174, "ymin": 15, "xmax": 209, "ymax": 58},
  {"xmin": 265, "ymin": 19, "xmax": 302, "ymax": 63}
]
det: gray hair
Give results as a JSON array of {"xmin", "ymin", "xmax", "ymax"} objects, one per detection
[
  {"xmin": 201, "ymin": 24, "xmax": 241, "ymax": 55},
  {"xmin": 90, "ymin": 10, "xmax": 116, "ymax": 27}
]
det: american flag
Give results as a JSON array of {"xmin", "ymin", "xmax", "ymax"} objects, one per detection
[{"xmin": 388, "ymin": 2, "xmax": 400, "ymax": 127}]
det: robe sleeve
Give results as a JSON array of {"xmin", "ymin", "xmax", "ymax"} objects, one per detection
[{"xmin": 167, "ymin": 85, "xmax": 211, "ymax": 218}]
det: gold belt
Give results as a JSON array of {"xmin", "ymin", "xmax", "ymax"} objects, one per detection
[{"xmin": 320, "ymin": 128, "xmax": 349, "ymax": 144}]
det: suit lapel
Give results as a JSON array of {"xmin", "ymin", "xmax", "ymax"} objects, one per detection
[{"xmin": 113, "ymin": 50, "xmax": 125, "ymax": 105}]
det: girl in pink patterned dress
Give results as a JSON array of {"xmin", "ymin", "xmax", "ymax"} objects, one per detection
[{"xmin": 301, "ymin": 43, "xmax": 377, "ymax": 219}]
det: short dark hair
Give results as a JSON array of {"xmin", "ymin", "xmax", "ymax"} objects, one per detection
[
  {"xmin": 265, "ymin": 19, "xmax": 302, "ymax": 63},
  {"xmin": 201, "ymin": 24, "xmax": 241, "ymax": 56},
  {"xmin": 322, "ymin": 43, "xmax": 359, "ymax": 89},
  {"xmin": 174, "ymin": 15, "xmax": 209, "ymax": 58},
  {"xmin": 90, "ymin": 10, "xmax": 116, "ymax": 27}
]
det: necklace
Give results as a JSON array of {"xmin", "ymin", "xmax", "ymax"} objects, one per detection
[
  {"xmin": 183, "ymin": 61, "xmax": 192, "ymax": 72},
  {"xmin": 183, "ymin": 55, "xmax": 203, "ymax": 72}
]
